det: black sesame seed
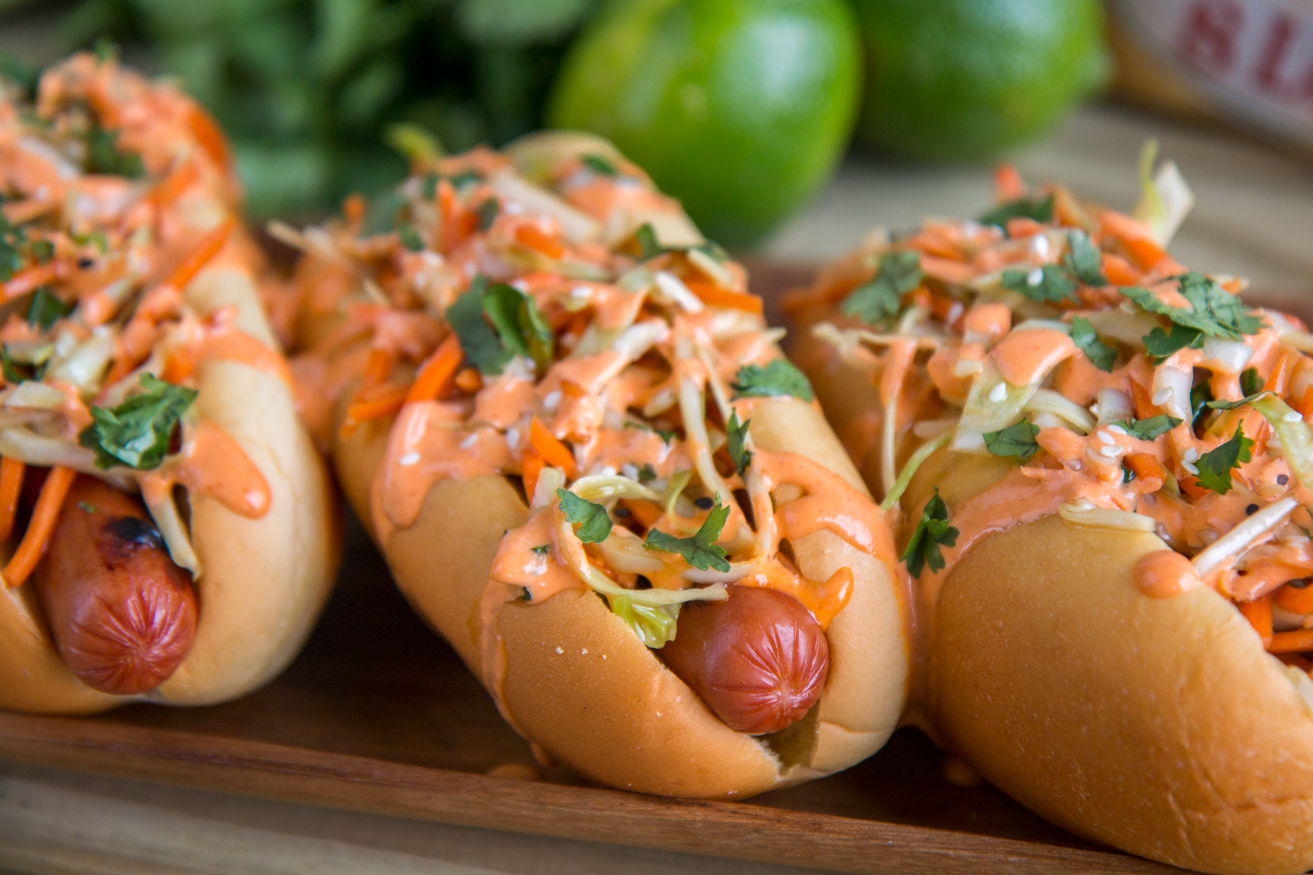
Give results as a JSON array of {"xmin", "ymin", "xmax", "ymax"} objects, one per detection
[
  {"xmin": 77, "ymin": 257, "xmax": 94, "ymax": 269},
  {"xmin": 613, "ymin": 507, "xmax": 632, "ymax": 518},
  {"xmin": 1279, "ymin": 474, "xmax": 1290, "ymax": 485},
  {"xmin": 694, "ymin": 496, "xmax": 714, "ymax": 510},
  {"xmin": 1246, "ymin": 504, "xmax": 1259, "ymax": 516}
]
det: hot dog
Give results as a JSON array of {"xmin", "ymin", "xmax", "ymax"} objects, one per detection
[
  {"xmin": 286, "ymin": 131, "xmax": 910, "ymax": 798},
  {"xmin": 0, "ymin": 52, "xmax": 339, "ymax": 714},
  {"xmin": 658, "ymin": 585, "xmax": 829, "ymax": 735},
  {"xmin": 33, "ymin": 475, "xmax": 197, "ymax": 695},
  {"xmin": 786, "ymin": 156, "xmax": 1313, "ymax": 874}
]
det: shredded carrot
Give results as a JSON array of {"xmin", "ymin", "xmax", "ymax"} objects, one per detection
[
  {"xmin": 529, "ymin": 417, "xmax": 576, "ymax": 475},
  {"xmin": 1178, "ymin": 474, "xmax": 1210, "ymax": 502},
  {"xmin": 993, "ymin": 164, "xmax": 1025, "ymax": 202},
  {"xmin": 164, "ymin": 215, "xmax": 234, "ymax": 292},
  {"xmin": 1239, "ymin": 595, "xmax": 1274, "ymax": 647},
  {"xmin": 684, "ymin": 279, "xmax": 764, "ymax": 315},
  {"xmin": 150, "ymin": 159, "xmax": 199, "ymax": 208},
  {"xmin": 1269, "ymin": 628, "xmax": 1313, "ymax": 655},
  {"xmin": 188, "ymin": 105, "xmax": 231, "ymax": 168},
  {"xmin": 1125, "ymin": 453, "xmax": 1167, "ymax": 492},
  {"xmin": 515, "ymin": 224, "xmax": 564, "ymax": 260},
  {"xmin": 1122, "ymin": 236, "xmax": 1170, "ymax": 272},
  {"xmin": 0, "ymin": 457, "xmax": 24, "ymax": 544},
  {"xmin": 3, "ymin": 465, "xmax": 75, "ymax": 587},
  {"xmin": 438, "ymin": 180, "xmax": 461, "ymax": 253},
  {"xmin": 1300, "ymin": 386, "xmax": 1313, "ymax": 418},
  {"xmin": 521, "ymin": 450, "xmax": 545, "ymax": 501},
  {"xmin": 360, "ymin": 347, "xmax": 395, "ymax": 395},
  {"xmin": 340, "ymin": 383, "xmax": 408, "ymax": 440},
  {"xmin": 343, "ymin": 194, "xmax": 368, "ymax": 228},
  {"xmin": 1005, "ymin": 217, "xmax": 1046, "ymax": 240},
  {"xmin": 2, "ymin": 263, "xmax": 59, "ymax": 300},
  {"xmin": 405, "ymin": 335, "xmax": 462, "ymax": 404},
  {"xmin": 561, "ymin": 379, "xmax": 586, "ymax": 399},
  {"xmin": 1100, "ymin": 253, "xmax": 1141, "ymax": 286},
  {"xmin": 1275, "ymin": 583, "xmax": 1313, "ymax": 616},
  {"xmin": 454, "ymin": 368, "xmax": 482, "ymax": 394},
  {"xmin": 162, "ymin": 350, "xmax": 194, "ymax": 384},
  {"xmin": 1264, "ymin": 352, "xmax": 1296, "ymax": 395},
  {"xmin": 562, "ymin": 311, "xmax": 591, "ymax": 342}
]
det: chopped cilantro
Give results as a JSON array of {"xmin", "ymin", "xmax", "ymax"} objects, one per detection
[
  {"xmin": 1241, "ymin": 367, "xmax": 1263, "ymax": 397},
  {"xmin": 476, "ymin": 197, "xmax": 499, "ymax": 231},
  {"xmin": 1113, "ymin": 415, "xmax": 1183, "ymax": 441},
  {"xmin": 556, "ymin": 489, "xmax": 612, "ymax": 544},
  {"xmin": 977, "ymin": 195, "xmax": 1054, "ymax": 229},
  {"xmin": 1193, "ymin": 425, "xmax": 1254, "ymax": 495},
  {"xmin": 582, "ymin": 154, "xmax": 618, "ymax": 176},
  {"xmin": 481, "ymin": 282, "xmax": 553, "ymax": 373},
  {"xmin": 644, "ymin": 497, "xmax": 730, "ymax": 572},
  {"xmin": 900, "ymin": 488, "xmax": 958, "ymax": 577},
  {"xmin": 78, "ymin": 374, "xmax": 197, "ymax": 470},
  {"xmin": 1070, "ymin": 316, "xmax": 1117, "ymax": 372},
  {"xmin": 531, "ymin": 544, "xmax": 550, "ymax": 556},
  {"xmin": 78, "ymin": 501, "xmax": 97, "ymax": 514},
  {"xmin": 26, "ymin": 287, "xmax": 72, "ymax": 330},
  {"xmin": 397, "ymin": 224, "xmax": 425, "ymax": 252},
  {"xmin": 637, "ymin": 463, "xmax": 657, "ymax": 483},
  {"xmin": 1001, "ymin": 265, "xmax": 1078, "ymax": 304},
  {"xmin": 983, "ymin": 421, "xmax": 1041, "ymax": 459},
  {"xmin": 726, "ymin": 411, "xmax": 752, "ymax": 474},
  {"xmin": 85, "ymin": 122, "xmax": 144, "ymax": 178},
  {"xmin": 731, "ymin": 360, "xmax": 814, "ymax": 402},
  {"xmin": 840, "ymin": 250, "xmax": 923, "ymax": 326},
  {"xmin": 30, "ymin": 239, "xmax": 53, "ymax": 264},
  {"xmin": 633, "ymin": 222, "xmax": 666, "ymax": 261},
  {"xmin": 0, "ymin": 343, "xmax": 39, "ymax": 384},
  {"xmin": 1143, "ymin": 323, "xmax": 1203, "ymax": 361},
  {"xmin": 517, "ymin": 587, "xmax": 532, "ymax": 602},
  {"xmin": 447, "ymin": 276, "xmax": 511, "ymax": 376},
  {"xmin": 364, "ymin": 187, "xmax": 408, "ymax": 235},
  {"xmin": 1062, "ymin": 231, "xmax": 1107, "ymax": 285},
  {"xmin": 1121, "ymin": 274, "xmax": 1264, "ymax": 343},
  {"xmin": 1207, "ymin": 392, "xmax": 1271, "ymax": 411}
]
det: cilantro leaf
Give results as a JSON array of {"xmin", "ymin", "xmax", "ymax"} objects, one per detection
[
  {"xmin": 1193, "ymin": 425, "xmax": 1254, "ymax": 494},
  {"xmin": 731, "ymin": 360, "xmax": 814, "ymax": 402},
  {"xmin": 1121, "ymin": 275, "xmax": 1264, "ymax": 343},
  {"xmin": 607, "ymin": 594, "xmax": 679, "ymax": 648},
  {"xmin": 977, "ymin": 195, "xmax": 1054, "ymax": 229},
  {"xmin": 726, "ymin": 410, "xmax": 752, "ymax": 474},
  {"xmin": 482, "ymin": 283, "xmax": 554, "ymax": 372},
  {"xmin": 85, "ymin": 122, "xmax": 144, "ymax": 178},
  {"xmin": 448, "ymin": 276, "xmax": 512, "ymax": 376},
  {"xmin": 644, "ymin": 498, "xmax": 731, "ymax": 572},
  {"xmin": 476, "ymin": 197, "xmax": 499, "ymax": 231},
  {"xmin": 1001, "ymin": 265, "xmax": 1078, "ymax": 304},
  {"xmin": 398, "ymin": 225, "xmax": 425, "ymax": 252},
  {"xmin": 0, "ymin": 344, "xmax": 27, "ymax": 384},
  {"xmin": 582, "ymin": 154, "xmax": 618, "ymax": 176},
  {"xmin": 900, "ymin": 488, "xmax": 958, "ymax": 578},
  {"xmin": 840, "ymin": 250, "xmax": 923, "ymax": 325},
  {"xmin": 1070, "ymin": 316, "xmax": 1117, "ymax": 372},
  {"xmin": 983, "ymin": 421, "xmax": 1040, "ymax": 459},
  {"xmin": 1143, "ymin": 323, "xmax": 1203, "ymax": 361},
  {"xmin": 1113, "ymin": 415, "xmax": 1182, "ymax": 441},
  {"xmin": 1241, "ymin": 367, "xmax": 1263, "ymax": 397},
  {"xmin": 364, "ymin": 187, "xmax": 408, "ymax": 235},
  {"xmin": 637, "ymin": 463, "xmax": 657, "ymax": 483},
  {"xmin": 78, "ymin": 374, "xmax": 197, "ymax": 470},
  {"xmin": 633, "ymin": 223, "xmax": 666, "ymax": 261},
  {"xmin": 1062, "ymin": 231, "xmax": 1107, "ymax": 285},
  {"xmin": 556, "ymin": 489, "xmax": 612, "ymax": 543},
  {"xmin": 27, "ymin": 287, "xmax": 72, "ymax": 330},
  {"xmin": 1207, "ymin": 392, "xmax": 1271, "ymax": 411}
]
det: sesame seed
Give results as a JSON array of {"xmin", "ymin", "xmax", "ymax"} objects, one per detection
[
  {"xmin": 506, "ymin": 427, "xmax": 520, "ymax": 449},
  {"xmin": 614, "ymin": 507, "xmax": 632, "ymax": 518},
  {"xmin": 1027, "ymin": 268, "xmax": 1044, "ymax": 286},
  {"xmin": 399, "ymin": 452, "xmax": 420, "ymax": 466},
  {"xmin": 1279, "ymin": 474, "xmax": 1290, "ymax": 485},
  {"xmin": 77, "ymin": 257, "xmax": 94, "ymax": 269},
  {"xmin": 1246, "ymin": 504, "xmax": 1259, "ymax": 515},
  {"xmin": 1182, "ymin": 461, "xmax": 1200, "ymax": 475},
  {"xmin": 695, "ymin": 496, "xmax": 714, "ymax": 510},
  {"xmin": 1031, "ymin": 235, "xmax": 1050, "ymax": 259},
  {"xmin": 1099, "ymin": 445, "xmax": 1123, "ymax": 458},
  {"xmin": 543, "ymin": 390, "xmax": 562, "ymax": 410},
  {"xmin": 1097, "ymin": 431, "xmax": 1115, "ymax": 445},
  {"xmin": 989, "ymin": 382, "xmax": 1007, "ymax": 403},
  {"xmin": 1184, "ymin": 448, "xmax": 1199, "ymax": 463},
  {"xmin": 1285, "ymin": 411, "xmax": 1304, "ymax": 423},
  {"xmin": 1152, "ymin": 389, "xmax": 1172, "ymax": 405},
  {"xmin": 1107, "ymin": 424, "xmax": 1128, "ymax": 436},
  {"xmin": 460, "ymin": 433, "xmax": 479, "ymax": 449}
]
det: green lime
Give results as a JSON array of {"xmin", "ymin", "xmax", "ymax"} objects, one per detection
[
  {"xmin": 547, "ymin": 0, "xmax": 861, "ymax": 247},
  {"xmin": 852, "ymin": 0, "xmax": 1109, "ymax": 161}
]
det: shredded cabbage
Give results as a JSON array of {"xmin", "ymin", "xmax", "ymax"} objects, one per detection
[
  {"xmin": 608, "ymin": 595, "xmax": 679, "ymax": 648},
  {"xmin": 1024, "ymin": 388, "xmax": 1095, "ymax": 433},
  {"xmin": 952, "ymin": 360, "xmax": 1041, "ymax": 453},
  {"xmin": 1058, "ymin": 504, "xmax": 1156, "ymax": 533},
  {"xmin": 881, "ymin": 431, "xmax": 951, "ymax": 512},
  {"xmin": 1253, "ymin": 395, "xmax": 1313, "ymax": 490},
  {"xmin": 1192, "ymin": 496, "xmax": 1298, "ymax": 577},
  {"xmin": 1132, "ymin": 139, "xmax": 1195, "ymax": 247}
]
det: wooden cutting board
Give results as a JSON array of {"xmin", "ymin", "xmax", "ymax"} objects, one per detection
[{"xmin": 0, "ymin": 261, "xmax": 1232, "ymax": 875}]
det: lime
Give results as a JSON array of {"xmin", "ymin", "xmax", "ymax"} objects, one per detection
[
  {"xmin": 547, "ymin": 0, "xmax": 861, "ymax": 247},
  {"xmin": 852, "ymin": 0, "xmax": 1109, "ymax": 161}
]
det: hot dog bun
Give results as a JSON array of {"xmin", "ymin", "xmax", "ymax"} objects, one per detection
[
  {"xmin": 0, "ymin": 53, "xmax": 339, "ymax": 714},
  {"xmin": 787, "ymin": 164, "xmax": 1313, "ymax": 873},
  {"xmin": 296, "ymin": 132, "xmax": 909, "ymax": 798}
]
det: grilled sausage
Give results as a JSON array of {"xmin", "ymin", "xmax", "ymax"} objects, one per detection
[
  {"xmin": 659, "ymin": 586, "xmax": 829, "ymax": 735},
  {"xmin": 31, "ymin": 475, "xmax": 197, "ymax": 695}
]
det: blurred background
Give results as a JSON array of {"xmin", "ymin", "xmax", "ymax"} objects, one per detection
[{"xmin": 1, "ymin": 0, "xmax": 1312, "ymax": 290}]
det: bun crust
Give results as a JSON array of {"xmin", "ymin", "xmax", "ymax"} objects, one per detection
[
  {"xmin": 338, "ymin": 398, "xmax": 908, "ymax": 798},
  {"xmin": 0, "ymin": 266, "xmax": 340, "ymax": 713},
  {"xmin": 934, "ymin": 514, "xmax": 1313, "ymax": 875}
]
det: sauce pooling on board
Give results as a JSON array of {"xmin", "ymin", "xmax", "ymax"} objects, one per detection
[
  {"xmin": 789, "ymin": 161, "xmax": 1313, "ymax": 670},
  {"xmin": 287, "ymin": 138, "xmax": 897, "ymax": 715}
]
